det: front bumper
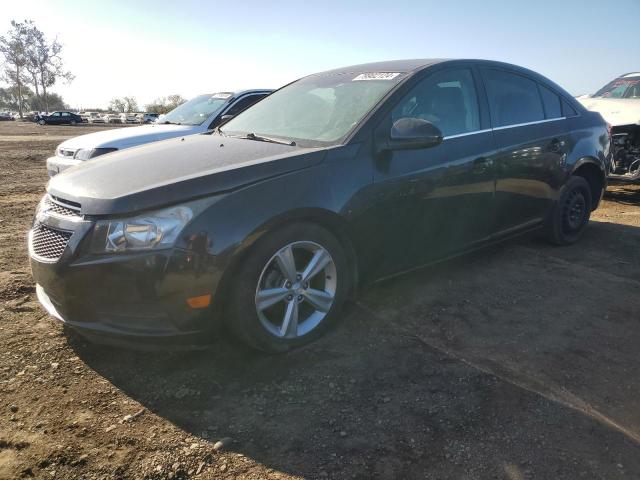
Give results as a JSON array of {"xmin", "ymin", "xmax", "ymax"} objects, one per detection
[
  {"xmin": 46, "ymin": 156, "xmax": 81, "ymax": 177},
  {"xmin": 29, "ymin": 221, "xmax": 224, "ymax": 349}
]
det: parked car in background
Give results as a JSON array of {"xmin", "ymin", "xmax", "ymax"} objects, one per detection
[
  {"xmin": 77, "ymin": 112, "xmax": 90, "ymax": 123},
  {"xmin": 37, "ymin": 111, "xmax": 83, "ymax": 126},
  {"xmin": 31, "ymin": 60, "xmax": 608, "ymax": 352},
  {"xmin": 120, "ymin": 113, "xmax": 139, "ymax": 124},
  {"xmin": 88, "ymin": 112, "xmax": 105, "ymax": 124},
  {"xmin": 577, "ymin": 72, "xmax": 640, "ymax": 177},
  {"xmin": 105, "ymin": 114, "xmax": 123, "ymax": 124},
  {"xmin": 142, "ymin": 112, "xmax": 159, "ymax": 123},
  {"xmin": 0, "ymin": 112, "xmax": 14, "ymax": 121},
  {"xmin": 45, "ymin": 89, "xmax": 272, "ymax": 176}
]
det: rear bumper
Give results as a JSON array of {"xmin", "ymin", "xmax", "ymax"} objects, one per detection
[{"xmin": 46, "ymin": 156, "xmax": 81, "ymax": 177}]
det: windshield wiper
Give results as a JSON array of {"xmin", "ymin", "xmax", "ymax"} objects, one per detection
[{"xmin": 241, "ymin": 132, "xmax": 296, "ymax": 146}]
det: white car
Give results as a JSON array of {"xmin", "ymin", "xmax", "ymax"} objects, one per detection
[
  {"xmin": 577, "ymin": 72, "xmax": 640, "ymax": 176},
  {"xmin": 88, "ymin": 112, "xmax": 106, "ymax": 124},
  {"xmin": 120, "ymin": 113, "xmax": 139, "ymax": 124},
  {"xmin": 46, "ymin": 90, "xmax": 272, "ymax": 176}
]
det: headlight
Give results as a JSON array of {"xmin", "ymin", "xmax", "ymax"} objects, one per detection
[
  {"xmin": 74, "ymin": 147, "xmax": 118, "ymax": 161},
  {"xmin": 89, "ymin": 205, "xmax": 194, "ymax": 253}
]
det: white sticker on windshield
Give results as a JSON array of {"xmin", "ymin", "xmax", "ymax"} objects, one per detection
[
  {"xmin": 352, "ymin": 72, "xmax": 401, "ymax": 81},
  {"xmin": 212, "ymin": 93, "xmax": 232, "ymax": 99}
]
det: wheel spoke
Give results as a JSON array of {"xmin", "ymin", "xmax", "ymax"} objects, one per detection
[
  {"xmin": 303, "ymin": 288, "xmax": 334, "ymax": 313},
  {"xmin": 255, "ymin": 288, "xmax": 289, "ymax": 311},
  {"xmin": 275, "ymin": 246, "xmax": 297, "ymax": 282},
  {"xmin": 301, "ymin": 248, "xmax": 331, "ymax": 282},
  {"xmin": 280, "ymin": 300, "xmax": 299, "ymax": 338}
]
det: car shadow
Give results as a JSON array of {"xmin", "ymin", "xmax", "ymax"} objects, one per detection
[{"xmin": 71, "ymin": 223, "xmax": 640, "ymax": 478}]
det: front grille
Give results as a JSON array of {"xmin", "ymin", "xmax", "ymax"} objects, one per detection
[
  {"xmin": 44, "ymin": 195, "xmax": 81, "ymax": 218},
  {"xmin": 31, "ymin": 223, "xmax": 73, "ymax": 261}
]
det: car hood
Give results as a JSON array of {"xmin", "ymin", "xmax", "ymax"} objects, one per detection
[
  {"xmin": 57, "ymin": 124, "xmax": 204, "ymax": 151},
  {"xmin": 576, "ymin": 97, "xmax": 640, "ymax": 127},
  {"xmin": 47, "ymin": 134, "xmax": 325, "ymax": 215}
]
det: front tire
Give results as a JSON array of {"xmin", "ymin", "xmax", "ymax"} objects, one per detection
[
  {"xmin": 545, "ymin": 176, "xmax": 592, "ymax": 245},
  {"xmin": 226, "ymin": 223, "xmax": 350, "ymax": 353},
  {"xmin": 38, "ymin": 119, "xmax": 45, "ymax": 125}
]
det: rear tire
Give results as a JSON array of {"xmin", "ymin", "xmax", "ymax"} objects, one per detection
[
  {"xmin": 226, "ymin": 223, "xmax": 350, "ymax": 353},
  {"xmin": 545, "ymin": 176, "xmax": 592, "ymax": 245}
]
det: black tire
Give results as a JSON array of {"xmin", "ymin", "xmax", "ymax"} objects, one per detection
[
  {"xmin": 226, "ymin": 223, "xmax": 350, "ymax": 353},
  {"xmin": 545, "ymin": 176, "xmax": 592, "ymax": 245},
  {"xmin": 38, "ymin": 119, "xmax": 45, "ymax": 125},
  {"xmin": 70, "ymin": 120, "xmax": 77, "ymax": 125}
]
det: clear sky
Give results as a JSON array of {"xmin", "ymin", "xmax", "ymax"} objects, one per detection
[{"xmin": 2, "ymin": 0, "xmax": 639, "ymax": 109}]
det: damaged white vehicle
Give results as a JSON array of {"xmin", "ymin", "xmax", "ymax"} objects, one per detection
[{"xmin": 577, "ymin": 72, "xmax": 640, "ymax": 178}]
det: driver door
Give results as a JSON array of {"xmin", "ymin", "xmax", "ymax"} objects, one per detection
[{"xmin": 366, "ymin": 67, "xmax": 497, "ymax": 278}]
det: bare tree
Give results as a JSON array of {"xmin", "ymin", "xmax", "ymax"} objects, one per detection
[
  {"xmin": 0, "ymin": 21, "xmax": 30, "ymax": 117},
  {"xmin": 123, "ymin": 96, "xmax": 138, "ymax": 113},
  {"xmin": 109, "ymin": 97, "xmax": 127, "ymax": 113},
  {"xmin": 144, "ymin": 94, "xmax": 187, "ymax": 114},
  {"xmin": 23, "ymin": 21, "xmax": 74, "ymax": 114}
]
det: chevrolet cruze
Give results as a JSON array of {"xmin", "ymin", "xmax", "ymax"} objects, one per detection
[{"xmin": 30, "ymin": 59, "xmax": 610, "ymax": 352}]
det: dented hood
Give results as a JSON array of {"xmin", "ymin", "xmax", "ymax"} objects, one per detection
[{"xmin": 577, "ymin": 97, "xmax": 640, "ymax": 127}]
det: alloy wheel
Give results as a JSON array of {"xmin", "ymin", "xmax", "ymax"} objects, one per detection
[{"xmin": 255, "ymin": 241, "xmax": 337, "ymax": 339}]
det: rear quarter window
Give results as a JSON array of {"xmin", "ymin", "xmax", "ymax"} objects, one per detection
[
  {"xmin": 561, "ymin": 99, "xmax": 578, "ymax": 117},
  {"xmin": 538, "ymin": 84, "xmax": 562, "ymax": 119},
  {"xmin": 482, "ymin": 69, "xmax": 545, "ymax": 127}
]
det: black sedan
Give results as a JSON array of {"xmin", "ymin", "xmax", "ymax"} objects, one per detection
[
  {"xmin": 37, "ymin": 111, "xmax": 83, "ymax": 126},
  {"xmin": 29, "ymin": 59, "xmax": 610, "ymax": 352}
]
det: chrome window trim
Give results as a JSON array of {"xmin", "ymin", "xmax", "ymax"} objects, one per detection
[
  {"xmin": 443, "ymin": 128, "xmax": 492, "ymax": 140},
  {"xmin": 492, "ymin": 117, "xmax": 566, "ymax": 131},
  {"xmin": 442, "ymin": 117, "xmax": 566, "ymax": 141}
]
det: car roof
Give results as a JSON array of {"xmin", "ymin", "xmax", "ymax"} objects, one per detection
[
  {"xmin": 229, "ymin": 89, "xmax": 273, "ymax": 96},
  {"xmin": 316, "ymin": 59, "xmax": 447, "ymax": 75},
  {"xmin": 621, "ymin": 72, "xmax": 640, "ymax": 78}
]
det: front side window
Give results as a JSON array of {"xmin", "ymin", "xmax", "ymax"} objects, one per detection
[
  {"xmin": 483, "ymin": 69, "xmax": 544, "ymax": 127},
  {"xmin": 391, "ymin": 68, "xmax": 480, "ymax": 137},
  {"xmin": 160, "ymin": 94, "xmax": 231, "ymax": 126},
  {"xmin": 225, "ymin": 95, "xmax": 265, "ymax": 117},
  {"xmin": 221, "ymin": 72, "xmax": 407, "ymax": 146}
]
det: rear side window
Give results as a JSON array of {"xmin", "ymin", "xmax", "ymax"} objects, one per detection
[
  {"xmin": 539, "ymin": 84, "xmax": 562, "ymax": 119},
  {"xmin": 482, "ymin": 69, "xmax": 544, "ymax": 127}
]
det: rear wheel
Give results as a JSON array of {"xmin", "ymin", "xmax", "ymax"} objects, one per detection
[
  {"xmin": 226, "ymin": 223, "xmax": 349, "ymax": 353},
  {"xmin": 545, "ymin": 176, "xmax": 592, "ymax": 245},
  {"xmin": 70, "ymin": 120, "xmax": 77, "ymax": 126}
]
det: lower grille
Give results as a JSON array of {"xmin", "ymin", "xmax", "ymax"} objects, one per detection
[{"xmin": 31, "ymin": 223, "xmax": 73, "ymax": 261}]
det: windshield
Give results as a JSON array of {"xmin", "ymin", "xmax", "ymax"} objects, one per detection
[
  {"xmin": 221, "ymin": 72, "xmax": 406, "ymax": 146},
  {"xmin": 593, "ymin": 76, "xmax": 640, "ymax": 99},
  {"xmin": 161, "ymin": 93, "xmax": 231, "ymax": 126}
]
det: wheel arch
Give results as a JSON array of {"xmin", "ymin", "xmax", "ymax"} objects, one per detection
[
  {"xmin": 213, "ymin": 208, "xmax": 360, "ymax": 320},
  {"xmin": 570, "ymin": 158, "xmax": 606, "ymax": 210}
]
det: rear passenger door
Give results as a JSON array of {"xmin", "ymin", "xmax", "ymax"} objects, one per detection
[{"xmin": 480, "ymin": 68, "xmax": 568, "ymax": 234}]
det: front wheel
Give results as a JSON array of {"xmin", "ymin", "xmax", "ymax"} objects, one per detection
[
  {"xmin": 545, "ymin": 176, "xmax": 592, "ymax": 245},
  {"xmin": 226, "ymin": 223, "xmax": 350, "ymax": 353},
  {"xmin": 38, "ymin": 119, "xmax": 45, "ymax": 125}
]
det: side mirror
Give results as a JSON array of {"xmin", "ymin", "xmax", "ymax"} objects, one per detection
[
  {"xmin": 220, "ymin": 114, "xmax": 235, "ymax": 123},
  {"xmin": 386, "ymin": 117, "xmax": 443, "ymax": 151}
]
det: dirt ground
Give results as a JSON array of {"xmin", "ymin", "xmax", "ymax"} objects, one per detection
[{"xmin": 1, "ymin": 120, "xmax": 640, "ymax": 480}]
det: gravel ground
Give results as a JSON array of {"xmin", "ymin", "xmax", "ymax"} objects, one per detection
[{"xmin": 1, "ymin": 121, "xmax": 640, "ymax": 479}]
